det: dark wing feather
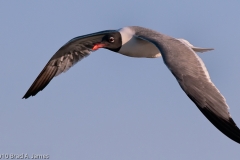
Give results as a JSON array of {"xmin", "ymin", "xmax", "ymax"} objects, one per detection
[{"xmin": 23, "ymin": 30, "xmax": 116, "ymax": 99}]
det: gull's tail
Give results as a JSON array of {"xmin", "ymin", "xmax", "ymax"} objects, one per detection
[{"xmin": 178, "ymin": 38, "xmax": 214, "ymax": 53}]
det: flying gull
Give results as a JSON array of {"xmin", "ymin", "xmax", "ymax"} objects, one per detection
[{"xmin": 23, "ymin": 26, "xmax": 240, "ymax": 144}]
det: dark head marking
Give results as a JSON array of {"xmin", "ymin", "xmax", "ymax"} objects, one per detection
[{"xmin": 101, "ymin": 32, "xmax": 122, "ymax": 52}]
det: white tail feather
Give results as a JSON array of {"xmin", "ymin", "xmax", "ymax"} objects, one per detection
[{"xmin": 178, "ymin": 38, "xmax": 214, "ymax": 53}]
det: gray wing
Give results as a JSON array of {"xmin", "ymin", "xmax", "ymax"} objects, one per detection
[
  {"xmin": 130, "ymin": 26, "xmax": 240, "ymax": 143},
  {"xmin": 23, "ymin": 30, "xmax": 116, "ymax": 99},
  {"xmin": 169, "ymin": 51, "xmax": 240, "ymax": 144}
]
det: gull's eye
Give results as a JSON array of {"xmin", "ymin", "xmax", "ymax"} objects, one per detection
[{"xmin": 109, "ymin": 37, "xmax": 114, "ymax": 43}]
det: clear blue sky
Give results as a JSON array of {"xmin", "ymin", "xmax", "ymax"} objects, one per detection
[{"xmin": 1, "ymin": 1, "xmax": 240, "ymax": 159}]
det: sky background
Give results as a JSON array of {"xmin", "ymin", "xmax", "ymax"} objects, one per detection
[{"xmin": 1, "ymin": 1, "xmax": 240, "ymax": 160}]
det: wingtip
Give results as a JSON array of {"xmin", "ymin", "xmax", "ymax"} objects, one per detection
[
  {"xmin": 22, "ymin": 95, "xmax": 30, "ymax": 99},
  {"xmin": 22, "ymin": 64, "xmax": 58, "ymax": 100},
  {"xmin": 199, "ymin": 107, "xmax": 240, "ymax": 144},
  {"xmin": 22, "ymin": 92, "xmax": 32, "ymax": 99}
]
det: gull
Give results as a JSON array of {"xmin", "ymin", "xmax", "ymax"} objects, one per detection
[{"xmin": 23, "ymin": 26, "xmax": 240, "ymax": 144}]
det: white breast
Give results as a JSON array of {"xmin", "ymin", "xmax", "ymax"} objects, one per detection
[{"xmin": 118, "ymin": 27, "xmax": 161, "ymax": 58}]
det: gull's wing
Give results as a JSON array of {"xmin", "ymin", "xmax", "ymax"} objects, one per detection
[
  {"xmin": 169, "ymin": 46, "xmax": 240, "ymax": 144},
  {"xmin": 131, "ymin": 26, "xmax": 240, "ymax": 143},
  {"xmin": 23, "ymin": 30, "xmax": 116, "ymax": 99}
]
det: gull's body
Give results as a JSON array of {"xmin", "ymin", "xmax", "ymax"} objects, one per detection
[{"xmin": 23, "ymin": 26, "xmax": 240, "ymax": 144}]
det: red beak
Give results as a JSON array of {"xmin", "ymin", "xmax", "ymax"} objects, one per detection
[{"xmin": 92, "ymin": 43, "xmax": 106, "ymax": 50}]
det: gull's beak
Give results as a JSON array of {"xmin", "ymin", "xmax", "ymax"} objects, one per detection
[{"xmin": 92, "ymin": 43, "xmax": 106, "ymax": 50}]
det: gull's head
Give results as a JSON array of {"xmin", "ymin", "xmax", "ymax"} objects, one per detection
[{"xmin": 92, "ymin": 31, "xmax": 122, "ymax": 52}]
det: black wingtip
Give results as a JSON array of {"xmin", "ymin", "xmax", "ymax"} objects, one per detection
[
  {"xmin": 22, "ymin": 94, "xmax": 31, "ymax": 99},
  {"xmin": 22, "ymin": 89, "xmax": 37, "ymax": 99},
  {"xmin": 199, "ymin": 107, "xmax": 240, "ymax": 144},
  {"xmin": 22, "ymin": 65, "xmax": 57, "ymax": 100}
]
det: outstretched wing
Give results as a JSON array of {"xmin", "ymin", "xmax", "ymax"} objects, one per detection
[
  {"xmin": 23, "ymin": 30, "xmax": 116, "ymax": 99},
  {"xmin": 131, "ymin": 26, "xmax": 240, "ymax": 143},
  {"xmin": 163, "ymin": 40, "xmax": 240, "ymax": 143}
]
